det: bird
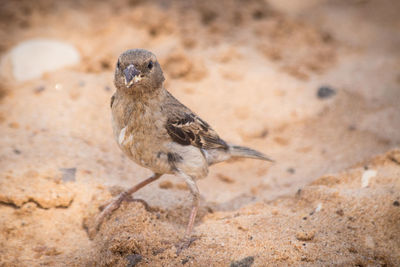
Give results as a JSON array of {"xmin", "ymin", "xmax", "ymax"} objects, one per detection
[{"xmin": 94, "ymin": 48, "xmax": 273, "ymax": 249}]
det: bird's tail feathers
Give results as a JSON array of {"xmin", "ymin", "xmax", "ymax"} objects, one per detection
[{"xmin": 229, "ymin": 145, "xmax": 274, "ymax": 162}]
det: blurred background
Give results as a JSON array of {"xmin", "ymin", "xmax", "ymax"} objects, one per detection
[{"xmin": 0, "ymin": 0, "xmax": 399, "ymax": 265}]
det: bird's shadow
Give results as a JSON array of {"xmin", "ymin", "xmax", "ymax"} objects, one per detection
[{"xmin": 141, "ymin": 192, "xmax": 259, "ymax": 228}]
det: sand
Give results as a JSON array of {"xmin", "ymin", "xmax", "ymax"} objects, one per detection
[{"xmin": 0, "ymin": 0, "xmax": 399, "ymax": 266}]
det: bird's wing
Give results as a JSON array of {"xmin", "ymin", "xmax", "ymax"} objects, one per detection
[{"xmin": 164, "ymin": 93, "xmax": 228, "ymax": 150}]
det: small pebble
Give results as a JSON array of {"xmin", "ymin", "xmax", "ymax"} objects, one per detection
[
  {"xmin": 393, "ymin": 200, "xmax": 400, "ymax": 207},
  {"xmin": 126, "ymin": 254, "xmax": 142, "ymax": 267},
  {"xmin": 348, "ymin": 247, "xmax": 357, "ymax": 253},
  {"xmin": 181, "ymin": 256, "xmax": 193, "ymax": 265},
  {"xmin": 60, "ymin": 168, "xmax": 76, "ymax": 182},
  {"xmin": 347, "ymin": 125, "xmax": 356, "ymax": 131},
  {"xmin": 252, "ymin": 10, "xmax": 265, "ymax": 20},
  {"xmin": 9, "ymin": 122, "xmax": 19, "ymax": 129},
  {"xmin": 217, "ymin": 173, "xmax": 235, "ymax": 183},
  {"xmin": 287, "ymin": 168, "xmax": 295, "ymax": 174},
  {"xmin": 336, "ymin": 209, "xmax": 344, "ymax": 216},
  {"xmin": 230, "ymin": 256, "xmax": 255, "ymax": 267},
  {"xmin": 361, "ymin": 169, "xmax": 377, "ymax": 188},
  {"xmin": 315, "ymin": 203, "xmax": 322, "ymax": 212},
  {"xmin": 159, "ymin": 180, "xmax": 173, "ymax": 189},
  {"xmin": 317, "ymin": 86, "xmax": 336, "ymax": 99},
  {"xmin": 34, "ymin": 86, "xmax": 45, "ymax": 94}
]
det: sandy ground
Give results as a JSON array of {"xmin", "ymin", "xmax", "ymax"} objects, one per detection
[{"xmin": 0, "ymin": 0, "xmax": 399, "ymax": 266}]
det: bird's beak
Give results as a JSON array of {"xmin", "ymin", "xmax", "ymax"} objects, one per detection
[{"xmin": 123, "ymin": 64, "xmax": 141, "ymax": 87}]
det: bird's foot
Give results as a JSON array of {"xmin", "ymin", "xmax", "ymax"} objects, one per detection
[
  {"xmin": 175, "ymin": 236, "xmax": 198, "ymax": 255},
  {"xmin": 90, "ymin": 191, "xmax": 131, "ymax": 236}
]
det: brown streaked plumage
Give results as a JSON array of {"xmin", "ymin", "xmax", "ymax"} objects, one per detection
[{"xmin": 94, "ymin": 48, "xmax": 273, "ymax": 250}]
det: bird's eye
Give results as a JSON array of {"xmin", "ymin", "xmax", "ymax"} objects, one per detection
[
  {"xmin": 117, "ymin": 59, "xmax": 121, "ymax": 69},
  {"xmin": 148, "ymin": 61, "xmax": 153, "ymax": 70}
]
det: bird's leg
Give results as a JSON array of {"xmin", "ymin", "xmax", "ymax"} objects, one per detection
[
  {"xmin": 176, "ymin": 171, "xmax": 200, "ymax": 253},
  {"xmin": 184, "ymin": 179, "xmax": 200, "ymax": 238},
  {"xmin": 93, "ymin": 173, "xmax": 162, "ymax": 232}
]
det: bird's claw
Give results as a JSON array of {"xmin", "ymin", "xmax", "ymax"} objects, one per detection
[
  {"xmin": 90, "ymin": 192, "xmax": 131, "ymax": 235},
  {"xmin": 175, "ymin": 236, "xmax": 198, "ymax": 255}
]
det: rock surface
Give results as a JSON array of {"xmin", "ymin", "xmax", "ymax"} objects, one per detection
[
  {"xmin": 0, "ymin": 169, "xmax": 74, "ymax": 208},
  {"xmin": 9, "ymin": 39, "xmax": 80, "ymax": 81}
]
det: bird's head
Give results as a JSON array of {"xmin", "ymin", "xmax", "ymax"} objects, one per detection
[{"xmin": 114, "ymin": 49, "xmax": 165, "ymax": 94}]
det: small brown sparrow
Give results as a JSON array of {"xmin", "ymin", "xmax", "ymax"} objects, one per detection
[{"xmin": 94, "ymin": 49, "xmax": 272, "ymax": 249}]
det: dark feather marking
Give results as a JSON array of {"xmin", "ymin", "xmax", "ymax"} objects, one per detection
[
  {"xmin": 167, "ymin": 152, "xmax": 182, "ymax": 162},
  {"xmin": 163, "ymin": 91, "xmax": 228, "ymax": 150},
  {"xmin": 198, "ymin": 117, "xmax": 210, "ymax": 131},
  {"xmin": 203, "ymin": 135, "xmax": 228, "ymax": 148},
  {"xmin": 174, "ymin": 127, "xmax": 186, "ymax": 140},
  {"xmin": 167, "ymin": 152, "xmax": 183, "ymax": 170},
  {"xmin": 110, "ymin": 94, "xmax": 115, "ymax": 108},
  {"xmin": 166, "ymin": 124, "xmax": 191, "ymax": 145},
  {"xmin": 180, "ymin": 113, "xmax": 195, "ymax": 124},
  {"xmin": 187, "ymin": 131, "xmax": 195, "ymax": 140},
  {"xmin": 195, "ymin": 138, "xmax": 202, "ymax": 147},
  {"xmin": 165, "ymin": 112, "xmax": 228, "ymax": 150}
]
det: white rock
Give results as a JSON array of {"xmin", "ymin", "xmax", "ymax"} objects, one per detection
[
  {"xmin": 9, "ymin": 38, "xmax": 80, "ymax": 81},
  {"xmin": 315, "ymin": 203, "xmax": 323, "ymax": 212},
  {"xmin": 361, "ymin": 169, "xmax": 377, "ymax": 188}
]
